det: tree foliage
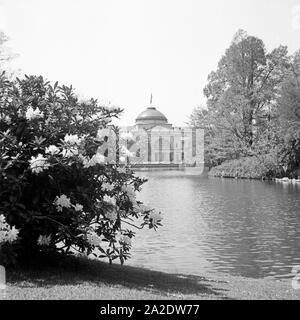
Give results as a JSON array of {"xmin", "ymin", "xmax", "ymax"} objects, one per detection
[{"xmin": 192, "ymin": 30, "xmax": 300, "ymax": 178}]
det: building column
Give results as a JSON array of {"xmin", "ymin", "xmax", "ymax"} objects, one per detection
[
  {"xmin": 147, "ymin": 130, "xmax": 151, "ymax": 163},
  {"xmin": 170, "ymin": 136, "xmax": 174, "ymax": 163},
  {"xmin": 159, "ymin": 136, "xmax": 163, "ymax": 162}
]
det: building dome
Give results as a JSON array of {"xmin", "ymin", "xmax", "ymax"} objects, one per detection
[{"xmin": 135, "ymin": 107, "xmax": 168, "ymax": 124}]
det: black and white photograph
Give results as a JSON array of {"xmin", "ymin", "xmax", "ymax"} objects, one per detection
[{"xmin": 1, "ymin": 0, "xmax": 300, "ymax": 305}]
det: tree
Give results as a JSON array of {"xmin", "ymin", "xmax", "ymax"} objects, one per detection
[
  {"xmin": 204, "ymin": 30, "xmax": 289, "ymax": 150},
  {"xmin": 276, "ymin": 50, "xmax": 300, "ymax": 174},
  {"xmin": 192, "ymin": 30, "xmax": 291, "ymax": 172},
  {"xmin": 190, "ymin": 105, "xmax": 240, "ymax": 167}
]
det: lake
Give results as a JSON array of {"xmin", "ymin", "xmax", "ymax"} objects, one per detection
[{"xmin": 127, "ymin": 170, "xmax": 300, "ymax": 279}]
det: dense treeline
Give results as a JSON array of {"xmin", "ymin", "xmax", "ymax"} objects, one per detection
[{"xmin": 191, "ymin": 30, "xmax": 300, "ymax": 179}]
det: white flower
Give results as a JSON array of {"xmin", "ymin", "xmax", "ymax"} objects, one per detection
[
  {"xmin": 120, "ymin": 235, "xmax": 131, "ymax": 246},
  {"xmin": 0, "ymin": 214, "xmax": 19, "ymax": 244},
  {"xmin": 105, "ymin": 210, "xmax": 118, "ymax": 222},
  {"xmin": 7, "ymin": 226, "xmax": 19, "ymax": 243},
  {"xmin": 64, "ymin": 134, "xmax": 82, "ymax": 145},
  {"xmin": 121, "ymin": 185, "xmax": 136, "ymax": 206},
  {"xmin": 103, "ymin": 195, "xmax": 116, "ymax": 206},
  {"xmin": 91, "ymin": 153, "xmax": 105, "ymax": 165},
  {"xmin": 54, "ymin": 194, "xmax": 71, "ymax": 212},
  {"xmin": 149, "ymin": 211, "xmax": 163, "ymax": 225},
  {"xmin": 73, "ymin": 203, "xmax": 83, "ymax": 212},
  {"xmin": 25, "ymin": 106, "xmax": 44, "ymax": 120},
  {"xmin": 121, "ymin": 185, "xmax": 135, "ymax": 197},
  {"xmin": 61, "ymin": 147, "xmax": 79, "ymax": 158},
  {"xmin": 0, "ymin": 231, "xmax": 7, "ymax": 243},
  {"xmin": 137, "ymin": 204, "xmax": 152, "ymax": 214},
  {"xmin": 0, "ymin": 214, "xmax": 6, "ymax": 224},
  {"xmin": 29, "ymin": 154, "xmax": 50, "ymax": 174},
  {"xmin": 101, "ymin": 182, "xmax": 114, "ymax": 192},
  {"xmin": 120, "ymin": 156, "xmax": 126, "ymax": 163},
  {"xmin": 84, "ymin": 153, "xmax": 105, "ymax": 168},
  {"xmin": 86, "ymin": 231, "xmax": 103, "ymax": 247},
  {"xmin": 37, "ymin": 234, "xmax": 51, "ymax": 246},
  {"xmin": 45, "ymin": 145, "xmax": 60, "ymax": 155}
]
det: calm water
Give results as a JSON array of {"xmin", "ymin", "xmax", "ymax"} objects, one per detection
[{"xmin": 127, "ymin": 170, "xmax": 300, "ymax": 279}]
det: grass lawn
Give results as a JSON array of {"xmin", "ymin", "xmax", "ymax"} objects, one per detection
[{"xmin": 2, "ymin": 255, "xmax": 300, "ymax": 300}]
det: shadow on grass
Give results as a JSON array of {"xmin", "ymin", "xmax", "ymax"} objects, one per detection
[{"xmin": 7, "ymin": 255, "xmax": 230, "ymax": 299}]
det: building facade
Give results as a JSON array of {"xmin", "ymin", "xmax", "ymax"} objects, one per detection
[{"xmin": 116, "ymin": 105, "xmax": 204, "ymax": 168}]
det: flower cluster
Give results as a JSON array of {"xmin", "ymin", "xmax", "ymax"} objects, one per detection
[
  {"xmin": 83, "ymin": 153, "xmax": 105, "ymax": 168},
  {"xmin": 103, "ymin": 195, "xmax": 116, "ymax": 206},
  {"xmin": 60, "ymin": 134, "xmax": 84, "ymax": 158},
  {"xmin": 149, "ymin": 210, "xmax": 163, "ymax": 226},
  {"xmin": 121, "ymin": 185, "xmax": 137, "ymax": 206},
  {"xmin": 64, "ymin": 134, "xmax": 82, "ymax": 145},
  {"xmin": 86, "ymin": 231, "xmax": 103, "ymax": 247},
  {"xmin": 137, "ymin": 204, "xmax": 152, "ymax": 214},
  {"xmin": 37, "ymin": 234, "xmax": 51, "ymax": 246},
  {"xmin": 45, "ymin": 145, "xmax": 60, "ymax": 155},
  {"xmin": 53, "ymin": 194, "xmax": 72, "ymax": 212},
  {"xmin": 25, "ymin": 106, "xmax": 44, "ymax": 120},
  {"xmin": 29, "ymin": 154, "xmax": 50, "ymax": 174},
  {"xmin": 61, "ymin": 146, "xmax": 79, "ymax": 158},
  {"xmin": 121, "ymin": 185, "xmax": 135, "ymax": 197},
  {"xmin": 105, "ymin": 210, "xmax": 118, "ymax": 222},
  {"xmin": 101, "ymin": 182, "xmax": 114, "ymax": 192},
  {"xmin": 119, "ymin": 235, "xmax": 132, "ymax": 246},
  {"xmin": 0, "ymin": 215, "xmax": 19, "ymax": 244},
  {"xmin": 73, "ymin": 203, "xmax": 83, "ymax": 212},
  {"xmin": 53, "ymin": 194, "xmax": 84, "ymax": 214}
]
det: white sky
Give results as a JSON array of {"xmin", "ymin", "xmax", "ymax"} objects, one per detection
[{"xmin": 1, "ymin": 0, "xmax": 300, "ymax": 126}]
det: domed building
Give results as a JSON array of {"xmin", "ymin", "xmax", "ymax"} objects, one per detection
[
  {"xmin": 115, "ymin": 99, "xmax": 204, "ymax": 168},
  {"xmin": 135, "ymin": 106, "xmax": 172, "ymax": 130}
]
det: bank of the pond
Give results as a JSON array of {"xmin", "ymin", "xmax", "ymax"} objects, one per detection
[
  {"xmin": 3, "ymin": 256, "xmax": 300, "ymax": 300},
  {"xmin": 208, "ymin": 157, "xmax": 284, "ymax": 180}
]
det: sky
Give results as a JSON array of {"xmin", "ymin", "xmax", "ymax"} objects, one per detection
[{"xmin": 1, "ymin": 0, "xmax": 300, "ymax": 126}]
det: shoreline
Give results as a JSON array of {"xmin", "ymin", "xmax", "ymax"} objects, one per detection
[
  {"xmin": 2, "ymin": 256, "xmax": 300, "ymax": 300},
  {"xmin": 208, "ymin": 174, "xmax": 300, "ymax": 182}
]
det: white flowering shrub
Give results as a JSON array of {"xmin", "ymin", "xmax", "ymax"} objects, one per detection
[
  {"xmin": 0, "ymin": 214, "xmax": 19, "ymax": 265},
  {"xmin": 0, "ymin": 73, "xmax": 162, "ymax": 266}
]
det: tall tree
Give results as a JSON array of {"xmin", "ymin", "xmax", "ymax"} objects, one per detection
[
  {"xmin": 276, "ymin": 50, "xmax": 300, "ymax": 173},
  {"xmin": 203, "ymin": 30, "xmax": 290, "ymax": 155}
]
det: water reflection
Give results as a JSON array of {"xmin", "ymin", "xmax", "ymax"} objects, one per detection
[{"xmin": 128, "ymin": 171, "xmax": 300, "ymax": 279}]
